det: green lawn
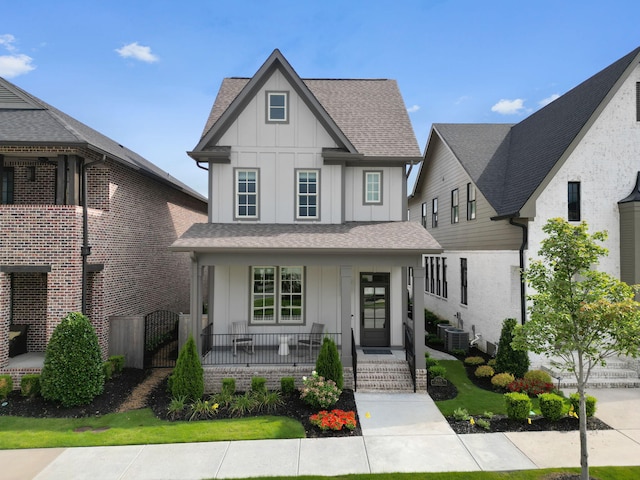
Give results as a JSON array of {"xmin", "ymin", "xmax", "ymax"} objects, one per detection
[
  {"xmin": 0, "ymin": 408, "xmax": 305, "ymax": 450},
  {"xmin": 435, "ymin": 360, "xmax": 540, "ymax": 416}
]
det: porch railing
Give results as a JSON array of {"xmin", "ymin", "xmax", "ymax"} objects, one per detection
[
  {"xmin": 404, "ymin": 322, "xmax": 417, "ymax": 392},
  {"xmin": 200, "ymin": 331, "xmax": 341, "ymax": 366}
]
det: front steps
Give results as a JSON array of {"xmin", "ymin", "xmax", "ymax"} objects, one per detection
[
  {"xmin": 356, "ymin": 357, "xmax": 415, "ymax": 392},
  {"xmin": 541, "ymin": 357, "xmax": 640, "ymax": 389}
]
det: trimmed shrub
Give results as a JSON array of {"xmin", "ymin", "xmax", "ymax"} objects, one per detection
[
  {"xmin": 569, "ymin": 393, "xmax": 597, "ymax": 418},
  {"xmin": 40, "ymin": 312, "xmax": 105, "ymax": 407},
  {"xmin": 221, "ymin": 378, "xmax": 236, "ymax": 395},
  {"xmin": 474, "ymin": 365, "xmax": 495, "ymax": 378},
  {"xmin": 428, "ymin": 365, "xmax": 447, "ymax": 378},
  {"xmin": 20, "ymin": 374, "xmax": 41, "ymax": 398},
  {"xmin": 539, "ymin": 393, "xmax": 565, "ymax": 421},
  {"xmin": 504, "ymin": 392, "xmax": 532, "ymax": 421},
  {"xmin": 315, "ymin": 337, "xmax": 343, "ymax": 390},
  {"xmin": 103, "ymin": 361, "xmax": 114, "ymax": 381},
  {"xmin": 280, "ymin": 377, "xmax": 295, "ymax": 395},
  {"xmin": 251, "ymin": 376, "xmax": 267, "ymax": 394},
  {"xmin": 507, "ymin": 377, "xmax": 555, "ymax": 397},
  {"xmin": 491, "ymin": 372, "xmax": 515, "ymax": 390},
  {"xmin": 487, "ymin": 359, "xmax": 497, "ymax": 367},
  {"xmin": 0, "ymin": 374, "xmax": 13, "ymax": 400},
  {"xmin": 464, "ymin": 356, "xmax": 485, "ymax": 366},
  {"xmin": 168, "ymin": 334, "xmax": 204, "ymax": 402},
  {"xmin": 109, "ymin": 355, "xmax": 125, "ymax": 373},
  {"xmin": 524, "ymin": 369, "xmax": 553, "ymax": 384},
  {"xmin": 495, "ymin": 318, "xmax": 529, "ymax": 378},
  {"xmin": 425, "ymin": 357, "xmax": 440, "ymax": 368}
]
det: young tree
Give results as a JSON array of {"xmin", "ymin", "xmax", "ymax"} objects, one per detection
[
  {"xmin": 495, "ymin": 318, "xmax": 529, "ymax": 378},
  {"xmin": 513, "ymin": 218, "xmax": 640, "ymax": 480}
]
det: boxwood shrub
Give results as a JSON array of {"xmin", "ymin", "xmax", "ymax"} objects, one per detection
[
  {"xmin": 0, "ymin": 374, "xmax": 13, "ymax": 400},
  {"xmin": 569, "ymin": 393, "xmax": 597, "ymax": 418},
  {"xmin": 20, "ymin": 374, "xmax": 41, "ymax": 398},
  {"xmin": 504, "ymin": 392, "xmax": 532, "ymax": 421},
  {"xmin": 539, "ymin": 393, "xmax": 565, "ymax": 421}
]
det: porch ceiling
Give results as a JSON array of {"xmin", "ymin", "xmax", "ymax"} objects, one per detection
[{"xmin": 169, "ymin": 221, "xmax": 442, "ymax": 257}]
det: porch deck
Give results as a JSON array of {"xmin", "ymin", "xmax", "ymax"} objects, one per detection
[{"xmin": 4, "ymin": 352, "xmax": 45, "ymax": 369}]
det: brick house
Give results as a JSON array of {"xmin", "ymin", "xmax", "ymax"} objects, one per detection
[
  {"xmin": 0, "ymin": 76, "xmax": 207, "ymax": 382},
  {"xmin": 408, "ymin": 46, "xmax": 640, "ymax": 378},
  {"xmin": 171, "ymin": 49, "xmax": 441, "ymax": 392}
]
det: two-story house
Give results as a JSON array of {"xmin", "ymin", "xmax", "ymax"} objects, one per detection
[
  {"xmin": 0, "ymin": 77, "xmax": 208, "ymax": 384},
  {"xmin": 409, "ymin": 46, "xmax": 640, "ymax": 371},
  {"xmin": 171, "ymin": 49, "xmax": 441, "ymax": 391}
]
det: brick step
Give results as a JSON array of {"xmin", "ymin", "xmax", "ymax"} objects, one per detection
[{"xmin": 356, "ymin": 361, "xmax": 415, "ymax": 392}]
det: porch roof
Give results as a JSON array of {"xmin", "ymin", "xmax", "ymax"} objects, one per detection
[{"xmin": 170, "ymin": 221, "xmax": 441, "ymax": 255}]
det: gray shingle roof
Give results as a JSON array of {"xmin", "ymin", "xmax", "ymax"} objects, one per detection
[
  {"xmin": 417, "ymin": 46, "xmax": 640, "ymax": 217},
  {"xmin": 0, "ymin": 77, "xmax": 206, "ymax": 203},
  {"xmin": 198, "ymin": 50, "xmax": 421, "ymax": 158},
  {"xmin": 170, "ymin": 221, "xmax": 441, "ymax": 253}
]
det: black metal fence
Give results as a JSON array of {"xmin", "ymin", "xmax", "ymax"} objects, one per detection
[
  {"xmin": 144, "ymin": 310, "xmax": 179, "ymax": 368},
  {"xmin": 200, "ymin": 331, "xmax": 341, "ymax": 366}
]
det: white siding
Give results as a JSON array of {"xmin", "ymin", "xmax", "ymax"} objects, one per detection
[
  {"xmin": 345, "ymin": 166, "xmax": 405, "ymax": 221},
  {"xmin": 528, "ymin": 64, "xmax": 640, "ymax": 278}
]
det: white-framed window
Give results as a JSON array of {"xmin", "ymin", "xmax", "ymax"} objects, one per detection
[
  {"xmin": 251, "ymin": 266, "xmax": 304, "ymax": 324},
  {"xmin": 451, "ymin": 188, "xmax": 459, "ymax": 224},
  {"xmin": 296, "ymin": 170, "xmax": 319, "ymax": 219},
  {"xmin": 363, "ymin": 171, "xmax": 382, "ymax": 204},
  {"xmin": 266, "ymin": 91, "xmax": 288, "ymax": 123},
  {"xmin": 421, "ymin": 202, "xmax": 427, "ymax": 228},
  {"xmin": 467, "ymin": 183, "xmax": 476, "ymax": 220},
  {"xmin": 235, "ymin": 169, "xmax": 258, "ymax": 219}
]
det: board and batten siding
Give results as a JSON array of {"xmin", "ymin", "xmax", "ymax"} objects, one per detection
[
  {"xmin": 409, "ymin": 136, "xmax": 521, "ymax": 250},
  {"xmin": 345, "ymin": 166, "xmax": 405, "ymax": 222}
]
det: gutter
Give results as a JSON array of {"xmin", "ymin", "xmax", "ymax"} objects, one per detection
[{"xmin": 508, "ymin": 217, "xmax": 528, "ymax": 325}]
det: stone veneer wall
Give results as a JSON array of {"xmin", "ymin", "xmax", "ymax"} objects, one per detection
[{"xmin": 203, "ymin": 365, "xmax": 355, "ymax": 394}]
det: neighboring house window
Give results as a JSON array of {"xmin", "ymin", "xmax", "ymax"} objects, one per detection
[
  {"xmin": 251, "ymin": 266, "xmax": 304, "ymax": 324},
  {"xmin": 296, "ymin": 170, "xmax": 319, "ymax": 219},
  {"xmin": 461, "ymin": 258, "xmax": 468, "ymax": 305},
  {"xmin": 1, "ymin": 167, "xmax": 14, "ymax": 204},
  {"xmin": 421, "ymin": 202, "xmax": 427, "ymax": 228},
  {"xmin": 266, "ymin": 91, "xmax": 288, "ymax": 122},
  {"xmin": 467, "ymin": 183, "xmax": 476, "ymax": 220},
  {"xmin": 432, "ymin": 198, "xmax": 438, "ymax": 227},
  {"xmin": 235, "ymin": 169, "xmax": 258, "ymax": 219},
  {"xmin": 363, "ymin": 171, "xmax": 382, "ymax": 204},
  {"xmin": 568, "ymin": 181, "xmax": 581, "ymax": 221},
  {"xmin": 451, "ymin": 189, "xmax": 459, "ymax": 224},
  {"xmin": 424, "ymin": 256, "xmax": 447, "ymax": 299},
  {"xmin": 636, "ymin": 82, "xmax": 640, "ymax": 122}
]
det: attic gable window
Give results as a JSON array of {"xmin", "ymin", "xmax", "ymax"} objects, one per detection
[{"xmin": 266, "ymin": 91, "xmax": 288, "ymax": 123}]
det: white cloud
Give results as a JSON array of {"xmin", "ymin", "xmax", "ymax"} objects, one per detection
[
  {"xmin": 0, "ymin": 53, "xmax": 35, "ymax": 78},
  {"xmin": 491, "ymin": 98, "xmax": 526, "ymax": 115},
  {"xmin": 455, "ymin": 95, "xmax": 471, "ymax": 105},
  {"xmin": 407, "ymin": 104, "xmax": 420, "ymax": 113},
  {"xmin": 0, "ymin": 34, "xmax": 16, "ymax": 51},
  {"xmin": 538, "ymin": 93, "xmax": 560, "ymax": 107},
  {"xmin": 116, "ymin": 42, "xmax": 159, "ymax": 63}
]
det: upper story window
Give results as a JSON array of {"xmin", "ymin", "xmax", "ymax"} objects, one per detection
[
  {"xmin": 636, "ymin": 82, "xmax": 640, "ymax": 122},
  {"xmin": 235, "ymin": 169, "xmax": 259, "ymax": 219},
  {"xmin": 432, "ymin": 197, "xmax": 438, "ymax": 228},
  {"xmin": 363, "ymin": 171, "xmax": 382, "ymax": 204},
  {"xmin": 467, "ymin": 183, "xmax": 476, "ymax": 220},
  {"xmin": 421, "ymin": 202, "xmax": 427, "ymax": 228},
  {"xmin": 451, "ymin": 188, "xmax": 459, "ymax": 224},
  {"xmin": 296, "ymin": 170, "xmax": 319, "ymax": 219},
  {"xmin": 1, "ymin": 167, "xmax": 14, "ymax": 204},
  {"xmin": 266, "ymin": 91, "xmax": 288, "ymax": 123},
  {"xmin": 568, "ymin": 181, "xmax": 581, "ymax": 221}
]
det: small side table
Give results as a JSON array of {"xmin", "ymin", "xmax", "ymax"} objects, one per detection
[{"xmin": 278, "ymin": 336, "xmax": 290, "ymax": 356}]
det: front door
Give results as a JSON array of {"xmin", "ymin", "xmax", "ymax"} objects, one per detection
[{"xmin": 360, "ymin": 272, "xmax": 390, "ymax": 347}]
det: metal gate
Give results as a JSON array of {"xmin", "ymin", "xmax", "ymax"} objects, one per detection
[{"xmin": 144, "ymin": 310, "xmax": 179, "ymax": 368}]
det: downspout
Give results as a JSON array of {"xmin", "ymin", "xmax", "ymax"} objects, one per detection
[
  {"xmin": 509, "ymin": 218, "xmax": 528, "ymax": 325},
  {"xmin": 81, "ymin": 156, "xmax": 105, "ymax": 315}
]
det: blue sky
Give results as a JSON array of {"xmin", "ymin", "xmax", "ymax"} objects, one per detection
[{"xmin": 2, "ymin": 0, "xmax": 639, "ymax": 195}]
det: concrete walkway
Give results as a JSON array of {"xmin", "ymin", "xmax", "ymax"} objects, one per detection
[{"xmin": 2, "ymin": 388, "xmax": 640, "ymax": 479}]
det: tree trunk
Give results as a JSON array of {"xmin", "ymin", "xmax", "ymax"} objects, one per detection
[{"xmin": 578, "ymin": 355, "xmax": 589, "ymax": 480}]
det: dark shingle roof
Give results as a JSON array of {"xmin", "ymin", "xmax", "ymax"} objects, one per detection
[
  {"xmin": 197, "ymin": 50, "xmax": 421, "ymax": 158},
  {"xmin": 417, "ymin": 46, "xmax": 640, "ymax": 217},
  {"xmin": 170, "ymin": 221, "xmax": 441, "ymax": 253},
  {"xmin": 0, "ymin": 77, "xmax": 206, "ymax": 203}
]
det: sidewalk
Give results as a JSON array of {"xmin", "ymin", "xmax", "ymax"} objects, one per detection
[{"xmin": 2, "ymin": 388, "xmax": 640, "ymax": 479}]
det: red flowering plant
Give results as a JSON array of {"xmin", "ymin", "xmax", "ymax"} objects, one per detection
[
  {"xmin": 310, "ymin": 409, "xmax": 357, "ymax": 431},
  {"xmin": 507, "ymin": 378, "xmax": 555, "ymax": 396}
]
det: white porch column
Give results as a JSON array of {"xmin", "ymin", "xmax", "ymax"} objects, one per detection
[
  {"xmin": 340, "ymin": 265, "xmax": 353, "ymax": 365},
  {"xmin": 412, "ymin": 266, "xmax": 426, "ymax": 369},
  {"xmin": 189, "ymin": 254, "xmax": 202, "ymax": 354}
]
